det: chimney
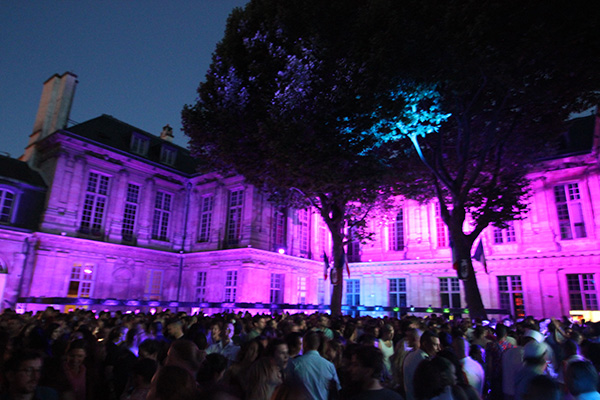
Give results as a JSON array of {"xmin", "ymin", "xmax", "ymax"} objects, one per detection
[
  {"xmin": 21, "ymin": 72, "xmax": 78, "ymax": 162},
  {"xmin": 160, "ymin": 124, "xmax": 174, "ymax": 142}
]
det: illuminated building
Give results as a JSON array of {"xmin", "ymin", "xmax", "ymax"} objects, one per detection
[{"xmin": 0, "ymin": 73, "xmax": 598, "ymax": 319}]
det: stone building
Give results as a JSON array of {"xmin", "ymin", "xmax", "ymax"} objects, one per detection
[{"xmin": 0, "ymin": 73, "xmax": 598, "ymax": 319}]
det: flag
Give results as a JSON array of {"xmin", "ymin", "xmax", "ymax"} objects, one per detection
[
  {"xmin": 473, "ymin": 239, "xmax": 488, "ymax": 274},
  {"xmin": 323, "ymin": 251, "xmax": 330, "ymax": 280},
  {"xmin": 450, "ymin": 239, "xmax": 458, "ymax": 271}
]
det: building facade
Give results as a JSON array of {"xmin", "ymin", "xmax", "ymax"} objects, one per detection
[{"xmin": 0, "ymin": 73, "xmax": 598, "ymax": 319}]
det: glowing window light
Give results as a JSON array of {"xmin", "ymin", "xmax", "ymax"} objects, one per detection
[{"xmin": 278, "ymin": 248, "xmax": 286, "ymax": 254}]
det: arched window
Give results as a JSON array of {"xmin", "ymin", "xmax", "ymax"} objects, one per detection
[{"xmin": 0, "ymin": 189, "xmax": 16, "ymax": 223}]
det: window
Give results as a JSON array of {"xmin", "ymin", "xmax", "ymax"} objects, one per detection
[
  {"xmin": 435, "ymin": 202, "xmax": 448, "ymax": 248},
  {"xmin": 0, "ymin": 189, "xmax": 15, "ymax": 223},
  {"xmin": 440, "ymin": 277, "xmax": 461, "ymax": 309},
  {"xmin": 67, "ymin": 263, "xmax": 94, "ymax": 298},
  {"xmin": 227, "ymin": 190, "xmax": 244, "ymax": 245},
  {"xmin": 224, "ymin": 271, "xmax": 238, "ymax": 302},
  {"xmin": 272, "ymin": 208, "xmax": 286, "ymax": 251},
  {"xmin": 152, "ymin": 191, "xmax": 172, "ymax": 241},
  {"xmin": 346, "ymin": 279, "xmax": 360, "ymax": 316},
  {"xmin": 498, "ymin": 276, "xmax": 525, "ymax": 318},
  {"xmin": 389, "ymin": 278, "xmax": 407, "ymax": 317},
  {"xmin": 270, "ymin": 273, "xmax": 285, "ymax": 304},
  {"xmin": 554, "ymin": 183, "xmax": 587, "ymax": 240},
  {"xmin": 318, "ymin": 278, "xmax": 326, "ymax": 305},
  {"xmin": 80, "ymin": 172, "xmax": 110, "ymax": 236},
  {"xmin": 298, "ymin": 209, "xmax": 309, "ymax": 256},
  {"xmin": 160, "ymin": 146, "xmax": 177, "ymax": 166},
  {"xmin": 567, "ymin": 274, "xmax": 598, "ymax": 311},
  {"xmin": 493, "ymin": 221, "xmax": 516, "ymax": 244},
  {"xmin": 130, "ymin": 133, "xmax": 149, "ymax": 156},
  {"xmin": 347, "ymin": 226, "xmax": 361, "ymax": 262},
  {"xmin": 145, "ymin": 270, "xmax": 163, "ymax": 300},
  {"xmin": 198, "ymin": 196, "xmax": 214, "ymax": 242},
  {"xmin": 196, "ymin": 271, "xmax": 207, "ymax": 302},
  {"xmin": 390, "ymin": 209, "xmax": 405, "ymax": 251},
  {"xmin": 298, "ymin": 276, "xmax": 307, "ymax": 304},
  {"xmin": 122, "ymin": 184, "xmax": 140, "ymax": 242}
]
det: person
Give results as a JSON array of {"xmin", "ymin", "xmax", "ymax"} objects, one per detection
[
  {"xmin": 265, "ymin": 338, "xmax": 290, "ymax": 377},
  {"xmin": 164, "ymin": 339, "xmax": 205, "ymax": 379},
  {"xmin": 2, "ymin": 349, "xmax": 58, "ymax": 400},
  {"xmin": 565, "ymin": 361, "xmax": 600, "ymax": 400},
  {"xmin": 165, "ymin": 319, "xmax": 185, "ymax": 341},
  {"xmin": 206, "ymin": 322, "xmax": 240, "ymax": 366},
  {"xmin": 378, "ymin": 324, "xmax": 395, "ymax": 379},
  {"xmin": 523, "ymin": 375, "xmax": 560, "ymax": 400},
  {"xmin": 453, "ymin": 336, "xmax": 484, "ymax": 396},
  {"xmin": 246, "ymin": 357, "xmax": 283, "ymax": 400},
  {"xmin": 288, "ymin": 331, "xmax": 341, "ymax": 400},
  {"xmin": 119, "ymin": 358, "xmax": 157, "ymax": 400},
  {"xmin": 347, "ymin": 345, "xmax": 402, "ymax": 400},
  {"xmin": 515, "ymin": 340, "xmax": 548, "ymax": 400},
  {"xmin": 147, "ymin": 365, "xmax": 198, "ymax": 400},
  {"xmin": 413, "ymin": 356, "xmax": 467, "ymax": 400},
  {"xmin": 247, "ymin": 316, "xmax": 267, "ymax": 341},
  {"xmin": 403, "ymin": 330, "xmax": 440, "ymax": 400},
  {"xmin": 485, "ymin": 323, "xmax": 514, "ymax": 400},
  {"xmin": 62, "ymin": 339, "xmax": 90, "ymax": 400}
]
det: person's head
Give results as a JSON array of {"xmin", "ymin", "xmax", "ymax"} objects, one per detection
[
  {"xmin": 147, "ymin": 365, "xmax": 198, "ymax": 400},
  {"xmin": 566, "ymin": 361, "xmax": 599, "ymax": 396},
  {"xmin": 209, "ymin": 320, "xmax": 222, "ymax": 342},
  {"xmin": 224, "ymin": 322, "xmax": 235, "ymax": 340},
  {"xmin": 563, "ymin": 339, "xmax": 579, "ymax": 358},
  {"xmin": 414, "ymin": 356, "xmax": 456, "ymax": 400},
  {"xmin": 197, "ymin": 353, "xmax": 228, "ymax": 385},
  {"xmin": 319, "ymin": 315, "xmax": 330, "ymax": 329},
  {"xmin": 237, "ymin": 338, "xmax": 262, "ymax": 364},
  {"xmin": 523, "ymin": 375, "xmax": 560, "ymax": 400},
  {"xmin": 420, "ymin": 330, "xmax": 441, "ymax": 356},
  {"xmin": 4, "ymin": 349, "xmax": 44, "ymax": 395},
  {"xmin": 381, "ymin": 324, "xmax": 394, "ymax": 341},
  {"xmin": 523, "ymin": 340, "xmax": 548, "ymax": 367},
  {"xmin": 139, "ymin": 339, "xmax": 162, "ymax": 360},
  {"xmin": 285, "ymin": 332, "xmax": 303, "ymax": 357},
  {"xmin": 349, "ymin": 345, "xmax": 385, "ymax": 387},
  {"xmin": 303, "ymin": 331, "xmax": 321, "ymax": 352},
  {"xmin": 452, "ymin": 336, "xmax": 469, "ymax": 359},
  {"xmin": 65, "ymin": 339, "xmax": 87, "ymax": 370},
  {"xmin": 131, "ymin": 358, "xmax": 157, "ymax": 387},
  {"xmin": 246, "ymin": 357, "xmax": 283, "ymax": 400},
  {"xmin": 406, "ymin": 328, "xmax": 422, "ymax": 350},
  {"xmin": 165, "ymin": 339, "xmax": 205, "ymax": 377},
  {"xmin": 166, "ymin": 319, "xmax": 184, "ymax": 339},
  {"xmin": 253, "ymin": 315, "xmax": 267, "ymax": 332},
  {"xmin": 495, "ymin": 323, "xmax": 508, "ymax": 340},
  {"xmin": 266, "ymin": 338, "xmax": 290, "ymax": 370}
]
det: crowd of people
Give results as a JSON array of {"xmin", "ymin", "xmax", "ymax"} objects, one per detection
[{"xmin": 0, "ymin": 306, "xmax": 599, "ymax": 400}]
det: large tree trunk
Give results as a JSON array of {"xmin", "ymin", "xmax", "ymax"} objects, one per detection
[
  {"xmin": 330, "ymin": 236, "xmax": 346, "ymax": 317},
  {"xmin": 320, "ymin": 197, "xmax": 347, "ymax": 317},
  {"xmin": 451, "ymin": 233, "xmax": 487, "ymax": 319}
]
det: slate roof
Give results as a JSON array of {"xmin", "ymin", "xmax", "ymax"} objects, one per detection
[
  {"xmin": 556, "ymin": 114, "xmax": 596, "ymax": 156},
  {"xmin": 0, "ymin": 155, "xmax": 46, "ymax": 187},
  {"xmin": 64, "ymin": 115, "xmax": 200, "ymax": 175}
]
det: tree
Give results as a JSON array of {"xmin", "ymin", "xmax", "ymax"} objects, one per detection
[
  {"xmin": 182, "ymin": 0, "xmax": 403, "ymax": 316},
  {"xmin": 369, "ymin": 1, "xmax": 600, "ymax": 318}
]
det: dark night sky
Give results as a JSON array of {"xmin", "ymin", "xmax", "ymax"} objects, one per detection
[{"xmin": 0, "ymin": 1, "xmax": 250, "ymax": 158}]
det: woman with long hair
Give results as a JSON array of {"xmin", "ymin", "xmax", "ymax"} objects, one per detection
[{"xmin": 246, "ymin": 357, "xmax": 282, "ymax": 400}]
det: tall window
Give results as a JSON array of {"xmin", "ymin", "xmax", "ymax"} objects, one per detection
[
  {"xmin": 67, "ymin": 263, "xmax": 94, "ymax": 298},
  {"xmin": 493, "ymin": 221, "xmax": 516, "ymax": 244},
  {"xmin": 130, "ymin": 133, "xmax": 149, "ymax": 156},
  {"xmin": 227, "ymin": 190, "xmax": 244, "ymax": 244},
  {"xmin": 0, "ymin": 189, "xmax": 15, "ymax": 223},
  {"xmin": 498, "ymin": 276, "xmax": 525, "ymax": 318},
  {"xmin": 346, "ymin": 279, "xmax": 360, "ymax": 316},
  {"xmin": 435, "ymin": 202, "xmax": 448, "ymax": 248},
  {"xmin": 347, "ymin": 226, "xmax": 361, "ymax": 262},
  {"xmin": 122, "ymin": 184, "xmax": 140, "ymax": 242},
  {"xmin": 198, "ymin": 196, "xmax": 214, "ymax": 243},
  {"xmin": 272, "ymin": 208, "xmax": 286, "ymax": 251},
  {"xmin": 298, "ymin": 276, "xmax": 307, "ymax": 304},
  {"xmin": 224, "ymin": 271, "xmax": 238, "ymax": 302},
  {"xmin": 567, "ymin": 274, "xmax": 598, "ymax": 311},
  {"xmin": 554, "ymin": 183, "xmax": 587, "ymax": 240},
  {"xmin": 389, "ymin": 278, "xmax": 407, "ymax": 317},
  {"xmin": 440, "ymin": 277, "xmax": 461, "ymax": 308},
  {"xmin": 270, "ymin": 273, "xmax": 285, "ymax": 304},
  {"xmin": 80, "ymin": 172, "xmax": 110, "ymax": 236},
  {"xmin": 298, "ymin": 209, "xmax": 309, "ymax": 256},
  {"xmin": 145, "ymin": 270, "xmax": 163, "ymax": 300},
  {"xmin": 317, "ymin": 278, "xmax": 326, "ymax": 305},
  {"xmin": 196, "ymin": 271, "xmax": 207, "ymax": 302},
  {"xmin": 390, "ymin": 209, "xmax": 405, "ymax": 251},
  {"xmin": 152, "ymin": 191, "xmax": 172, "ymax": 241}
]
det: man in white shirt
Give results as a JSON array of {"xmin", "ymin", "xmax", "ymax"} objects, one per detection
[{"xmin": 454, "ymin": 336, "xmax": 485, "ymax": 396}]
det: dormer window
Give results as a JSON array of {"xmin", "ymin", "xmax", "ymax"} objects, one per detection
[
  {"xmin": 0, "ymin": 189, "xmax": 16, "ymax": 223},
  {"xmin": 160, "ymin": 145, "xmax": 177, "ymax": 166},
  {"xmin": 130, "ymin": 133, "xmax": 149, "ymax": 156}
]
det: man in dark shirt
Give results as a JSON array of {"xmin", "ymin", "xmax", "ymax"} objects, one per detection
[
  {"xmin": 348, "ymin": 345, "xmax": 402, "ymax": 400},
  {"xmin": 2, "ymin": 349, "xmax": 58, "ymax": 400}
]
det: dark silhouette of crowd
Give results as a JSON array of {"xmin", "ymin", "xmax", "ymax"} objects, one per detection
[{"xmin": 0, "ymin": 306, "xmax": 599, "ymax": 400}]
